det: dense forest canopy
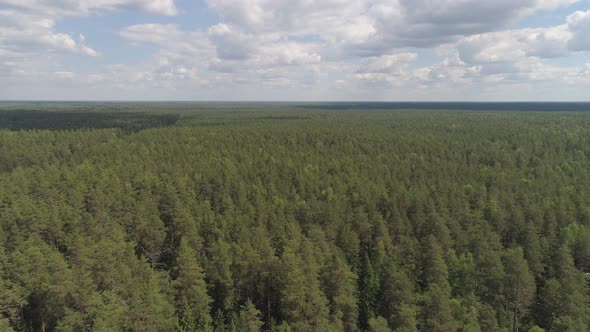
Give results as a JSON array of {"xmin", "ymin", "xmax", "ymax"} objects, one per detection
[{"xmin": 0, "ymin": 103, "xmax": 589, "ymax": 332}]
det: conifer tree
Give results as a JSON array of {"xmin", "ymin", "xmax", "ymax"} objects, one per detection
[
  {"xmin": 278, "ymin": 239, "xmax": 331, "ymax": 331},
  {"xmin": 502, "ymin": 247, "xmax": 536, "ymax": 332},
  {"xmin": 236, "ymin": 299, "xmax": 264, "ymax": 332},
  {"xmin": 173, "ymin": 238, "xmax": 213, "ymax": 332}
]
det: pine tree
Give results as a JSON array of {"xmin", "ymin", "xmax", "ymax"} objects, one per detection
[
  {"xmin": 358, "ymin": 250, "xmax": 379, "ymax": 330},
  {"xmin": 368, "ymin": 316, "xmax": 392, "ymax": 332},
  {"xmin": 502, "ymin": 247, "xmax": 536, "ymax": 332},
  {"xmin": 278, "ymin": 238, "xmax": 330, "ymax": 331},
  {"xmin": 420, "ymin": 284, "xmax": 457, "ymax": 332},
  {"xmin": 537, "ymin": 246, "xmax": 590, "ymax": 331},
  {"xmin": 322, "ymin": 255, "xmax": 359, "ymax": 332},
  {"xmin": 236, "ymin": 299, "xmax": 264, "ymax": 332},
  {"xmin": 379, "ymin": 258, "xmax": 417, "ymax": 332},
  {"xmin": 420, "ymin": 236, "xmax": 449, "ymax": 290},
  {"xmin": 127, "ymin": 257, "xmax": 177, "ymax": 332},
  {"xmin": 0, "ymin": 249, "xmax": 24, "ymax": 332},
  {"xmin": 418, "ymin": 236, "xmax": 457, "ymax": 332},
  {"xmin": 173, "ymin": 238, "xmax": 213, "ymax": 332},
  {"xmin": 6, "ymin": 237, "xmax": 73, "ymax": 332}
]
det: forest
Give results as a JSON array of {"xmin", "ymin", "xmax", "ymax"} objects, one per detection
[{"xmin": 0, "ymin": 102, "xmax": 589, "ymax": 332}]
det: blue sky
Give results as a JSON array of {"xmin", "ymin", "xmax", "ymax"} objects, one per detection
[{"xmin": 1, "ymin": 0, "xmax": 589, "ymax": 101}]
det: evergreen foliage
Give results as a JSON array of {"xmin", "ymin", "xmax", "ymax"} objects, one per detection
[{"xmin": 1, "ymin": 104, "xmax": 590, "ymax": 331}]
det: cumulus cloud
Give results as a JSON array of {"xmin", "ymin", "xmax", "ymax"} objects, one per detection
[
  {"xmin": 93, "ymin": 1, "xmax": 590, "ymax": 97},
  {"xmin": 567, "ymin": 11, "xmax": 590, "ymax": 51},
  {"xmin": 414, "ymin": 56, "xmax": 481, "ymax": 85},
  {"xmin": 352, "ymin": 53, "xmax": 417, "ymax": 84},
  {"xmin": 534, "ymin": 0, "xmax": 581, "ymax": 10},
  {"xmin": 206, "ymin": 0, "xmax": 570, "ymax": 87},
  {"xmin": 53, "ymin": 71, "xmax": 75, "ymax": 79},
  {"xmin": 375, "ymin": 0, "xmax": 536, "ymax": 46},
  {"xmin": 261, "ymin": 43, "xmax": 321, "ymax": 66},
  {"xmin": 120, "ymin": 24, "xmax": 188, "ymax": 44},
  {"xmin": 0, "ymin": 10, "xmax": 98, "ymax": 57},
  {"xmin": 116, "ymin": 24, "xmax": 212, "ymax": 87},
  {"xmin": 4, "ymin": 0, "xmax": 590, "ymax": 100},
  {"xmin": 457, "ymin": 10, "xmax": 590, "ymax": 65},
  {"xmin": 208, "ymin": 23, "xmax": 257, "ymax": 60},
  {"xmin": 207, "ymin": 0, "xmax": 582, "ymax": 53},
  {"xmin": 119, "ymin": 22, "xmax": 323, "ymax": 87},
  {"xmin": 0, "ymin": 0, "xmax": 178, "ymax": 83},
  {"xmin": 0, "ymin": 0, "xmax": 178, "ymax": 17},
  {"xmin": 350, "ymin": 7, "xmax": 590, "ymax": 89},
  {"xmin": 358, "ymin": 53, "xmax": 417, "ymax": 73},
  {"xmin": 335, "ymin": 5, "xmax": 586, "ymax": 88}
]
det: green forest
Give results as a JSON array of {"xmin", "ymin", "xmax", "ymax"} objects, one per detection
[{"xmin": 0, "ymin": 103, "xmax": 589, "ymax": 332}]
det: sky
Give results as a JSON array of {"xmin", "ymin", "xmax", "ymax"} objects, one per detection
[{"xmin": 1, "ymin": 0, "xmax": 589, "ymax": 101}]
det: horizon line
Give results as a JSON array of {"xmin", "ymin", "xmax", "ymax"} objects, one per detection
[{"xmin": 2, "ymin": 100, "xmax": 590, "ymax": 103}]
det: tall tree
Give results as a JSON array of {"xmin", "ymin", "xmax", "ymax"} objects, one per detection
[
  {"xmin": 379, "ymin": 258, "xmax": 417, "ymax": 332},
  {"xmin": 7, "ymin": 238, "xmax": 73, "ymax": 332},
  {"xmin": 278, "ymin": 238, "xmax": 331, "ymax": 331},
  {"xmin": 502, "ymin": 247, "xmax": 536, "ymax": 332},
  {"xmin": 358, "ymin": 250, "xmax": 379, "ymax": 330},
  {"xmin": 235, "ymin": 299, "xmax": 264, "ymax": 332},
  {"xmin": 322, "ymin": 255, "xmax": 359, "ymax": 332},
  {"xmin": 173, "ymin": 238, "xmax": 213, "ymax": 332},
  {"xmin": 418, "ymin": 236, "xmax": 457, "ymax": 331}
]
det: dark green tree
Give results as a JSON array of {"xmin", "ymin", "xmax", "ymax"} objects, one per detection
[
  {"xmin": 173, "ymin": 238, "xmax": 213, "ymax": 332},
  {"xmin": 502, "ymin": 247, "xmax": 536, "ymax": 332}
]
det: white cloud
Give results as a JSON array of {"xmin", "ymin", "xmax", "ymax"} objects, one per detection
[
  {"xmin": 208, "ymin": 0, "xmax": 365, "ymax": 34},
  {"xmin": 0, "ymin": 0, "xmax": 178, "ymax": 83},
  {"xmin": 534, "ymin": 0, "xmax": 581, "ymax": 10},
  {"xmin": 53, "ymin": 71, "xmax": 75, "ymax": 79},
  {"xmin": 358, "ymin": 53, "xmax": 417, "ymax": 73},
  {"xmin": 0, "ymin": 0, "xmax": 178, "ymax": 17},
  {"xmin": 264, "ymin": 43, "xmax": 321, "ymax": 66},
  {"xmin": 4, "ymin": 0, "xmax": 590, "ymax": 100},
  {"xmin": 522, "ymin": 27, "xmax": 571, "ymax": 58},
  {"xmin": 206, "ymin": 0, "xmax": 562, "ymax": 87},
  {"xmin": 352, "ymin": 53, "xmax": 417, "ymax": 85},
  {"xmin": 0, "ymin": 10, "xmax": 98, "ymax": 57},
  {"xmin": 567, "ymin": 10, "xmax": 590, "ymax": 51},
  {"xmin": 121, "ymin": 26, "xmax": 201, "ymax": 79},
  {"xmin": 413, "ymin": 55, "xmax": 480, "ymax": 85},
  {"xmin": 207, "ymin": 0, "xmax": 582, "ymax": 53},
  {"xmin": 120, "ymin": 24, "xmax": 185, "ymax": 44},
  {"xmin": 403, "ymin": 9, "xmax": 588, "ymax": 88},
  {"xmin": 120, "ymin": 24, "xmax": 213, "ymax": 60},
  {"xmin": 207, "ymin": 23, "xmax": 257, "ymax": 60},
  {"xmin": 79, "ymin": 2, "xmax": 590, "ymax": 99},
  {"xmin": 456, "ymin": 10, "xmax": 590, "ymax": 65},
  {"xmin": 118, "ymin": 22, "xmax": 323, "ymax": 87}
]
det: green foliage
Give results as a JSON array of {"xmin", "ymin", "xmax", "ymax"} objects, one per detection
[
  {"xmin": 322, "ymin": 255, "xmax": 359, "ymax": 331},
  {"xmin": 368, "ymin": 316, "xmax": 392, "ymax": 332},
  {"xmin": 528, "ymin": 327, "xmax": 544, "ymax": 332},
  {"xmin": 419, "ymin": 284, "xmax": 456, "ymax": 332},
  {"xmin": 278, "ymin": 238, "xmax": 331, "ymax": 331},
  {"xmin": 1, "ymin": 105, "xmax": 590, "ymax": 331},
  {"xmin": 174, "ymin": 238, "xmax": 213, "ymax": 332},
  {"xmin": 502, "ymin": 247, "xmax": 536, "ymax": 331},
  {"xmin": 236, "ymin": 299, "xmax": 264, "ymax": 332},
  {"xmin": 378, "ymin": 259, "xmax": 417, "ymax": 332}
]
